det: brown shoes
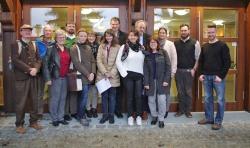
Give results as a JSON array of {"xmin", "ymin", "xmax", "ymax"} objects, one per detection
[
  {"xmin": 142, "ymin": 111, "xmax": 148, "ymax": 120},
  {"xmin": 185, "ymin": 112, "xmax": 193, "ymax": 118},
  {"xmin": 29, "ymin": 122, "xmax": 43, "ymax": 130},
  {"xmin": 16, "ymin": 126, "xmax": 26, "ymax": 134},
  {"xmin": 198, "ymin": 119, "xmax": 214, "ymax": 125},
  {"xmin": 174, "ymin": 112, "xmax": 184, "ymax": 117},
  {"xmin": 211, "ymin": 123, "xmax": 222, "ymax": 130}
]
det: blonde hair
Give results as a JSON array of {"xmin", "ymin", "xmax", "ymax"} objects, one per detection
[
  {"xmin": 55, "ymin": 29, "xmax": 66, "ymax": 39},
  {"xmin": 77, "ymin": 28, "xmax": 87, "ymax": 35}
]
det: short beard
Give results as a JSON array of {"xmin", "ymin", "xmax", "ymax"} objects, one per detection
[
  {"xmin": 67, "ymin": 30, "xmax": 75, "ymax": 35},
  {"xmin": 181, "ymin": 35, "xmax": 189, "ymax": 40}
]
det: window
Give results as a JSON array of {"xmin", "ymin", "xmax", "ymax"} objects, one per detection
[
  {"xmin": 31, "ymin": 8, "xmax": 68, "ymax": 37},
  {"xmin": 202, "ymin": 9, "xmax": 239, "ymax": 102},
  {"xmin": 80, "ymin": 8, "xmax": 119, "ymax": 35},
  {"xmin": 154, "ymin": 8, "xmax": 191, "ymax": 38},
  {"xmin": 203, "ymin": 9, "xmax": 238, "ymax": 38}
]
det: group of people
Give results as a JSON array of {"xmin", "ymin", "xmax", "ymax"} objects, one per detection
[{"xmin": 11, "ymin": 17, "xmax": 231, "ymax": 134}]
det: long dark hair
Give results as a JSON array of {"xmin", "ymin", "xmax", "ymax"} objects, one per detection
[
  {"xmin": 158, "ymin": 27, "xmax": 168, "ymax": 36},
  {"xmin": 101, "ymin": 29, "xmax": 118, "ymax": 47},
  {"xmin": 126, "ymin": 30, "xmax": 140, "ymax": 44}
]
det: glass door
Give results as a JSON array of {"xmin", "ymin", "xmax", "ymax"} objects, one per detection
[
  {"xmin": 147, "ymin": 5, "xmax": 245, "ymax": 111},
  {"xmin": 197, "ymin": 8, "xmax": 245, "ymax": 111},
  {"xmin": 147, "ymin": 6, "xmax": 198, "ymax": 111}
]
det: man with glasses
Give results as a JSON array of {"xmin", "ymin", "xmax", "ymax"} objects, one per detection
[{"xmin": 12, "ymin": 24, "xmax": 43, "ymax": 134}]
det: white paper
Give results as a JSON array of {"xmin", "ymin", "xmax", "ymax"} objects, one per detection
[
  {"xmin": 232, "ymin": 42, "xmax": 237, "ymax": 47},
  {"xmin": 96, "ymin": 78, "xmax": 111, "ymax": 94},
  {"xmin": 76, "ymin": 78, "xmax": 82, "ymax": 91}
]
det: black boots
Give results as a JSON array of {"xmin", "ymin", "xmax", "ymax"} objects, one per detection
[
  {"xmin": 99, "ymin": 114, "xmax": 115, "ymax": 124},
  {"xmin": 92, "ymin": 108, "xmax": 98, "ymax": 118}
]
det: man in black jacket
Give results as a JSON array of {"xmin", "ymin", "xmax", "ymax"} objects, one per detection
[
  {"xmin": 110, "ymin": 17, "xmax": 127, "ymax": 46},
  {"xmin": 110, "ymin": 17, "xmax": 127, "ymax": 118},
  {"xmin": 198, "ymin": 25, "xmax": 231, "ymax": 130},
  {"xmin": 135, "ymin": 20, "xmax": 151, "ymax": 48},
  {"xmin": 135, "ymin": 20, "xmax": 151, "ymax": 120}
]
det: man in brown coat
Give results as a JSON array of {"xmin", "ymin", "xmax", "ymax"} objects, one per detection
[{"xmin": 12, "ymin": 24, "xmax": 43, "ymax": 134}]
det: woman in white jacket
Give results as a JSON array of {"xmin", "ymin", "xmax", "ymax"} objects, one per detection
[
  {"xmin": 158, "ymin": 27, "xmax": 177, "ymax": 118},
  {"xmin": 116, "ymin": 31, "xmax": 146, "ymax": 126}
]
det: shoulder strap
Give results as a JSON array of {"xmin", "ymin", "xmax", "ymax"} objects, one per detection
[
  {"xmin": 32, "ymin": 41, "xmax": 37, "ymax": 52},
  {"xmin": 17, "ymin": 40, "xmax": 22, "ymax": 55},
  {"xmin": 16, "ymin": 40, "xmax": 37, "ymax": 55},
  {"xmin": 75, "ymin": 45, "xmax": 81, "ymax": 62}
]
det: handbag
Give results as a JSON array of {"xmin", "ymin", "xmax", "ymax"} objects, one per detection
[
  {"xmin": 67, "ymin": 45, "xmax": 83, "ymax": 91},
  {"xmin": 67, "ymin": 72, "xmax": 82, "ymax": 91}
]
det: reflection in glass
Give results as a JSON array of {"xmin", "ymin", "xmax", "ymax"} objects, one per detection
[
  {"xmin": 201, "ymin": 74, "xmax": 236, "ymax": 102},
  {"xmin": 170, "ymin": 79, "xmax": 178, "ymax": 102},
  {"xmin": 203, "ymin": 9, "xmax": 238, "ymax": 38},
  {"xmin": 226, "ymin": 42, "xmax": 237, "ymax": 69},
  {"xmin": 81, "ymin": 8, "xmax": 119, "ymax": 35},
  {"xmin": 154, "ymin": 8, "xmax": 191, "ymax": 38},
  {"xmin": 31, "ymin": 8, "xmax": 68, "ymax": 37}
]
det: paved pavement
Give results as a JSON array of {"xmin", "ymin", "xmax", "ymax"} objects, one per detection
[{"xmin": 0, "ymin": 111, "xmax": 250, "ymax": 148}]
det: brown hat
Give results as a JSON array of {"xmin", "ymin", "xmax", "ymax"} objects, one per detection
[{"xmin": 20, "ymin": 24, "xmax": 33, "ymax": 30}]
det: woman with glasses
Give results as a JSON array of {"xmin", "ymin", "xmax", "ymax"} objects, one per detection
[{"xmin": 144, "ymin": 37, "xmax": 171, "ymax": 128}]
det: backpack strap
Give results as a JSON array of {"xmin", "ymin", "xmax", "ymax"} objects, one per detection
[
  {"xmin": 16, "ymin": 40, "xmax": 37, "ymax": 55},
  {"xmin": 32, "ymin": 41, "xmax": 37, "ymax": 52},
  {"xmin": 16, "ymin": 40, "xmax": 22, "ymax": 55}
]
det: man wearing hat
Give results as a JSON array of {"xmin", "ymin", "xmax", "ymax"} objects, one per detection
[{"xmin": 11, "ymin": 24, "xmax": 43, "ymax": 134}]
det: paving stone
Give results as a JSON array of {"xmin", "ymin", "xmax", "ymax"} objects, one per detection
[{"xmin": 0, "ymin": 112, "xmax": 250, "ymax": 147}]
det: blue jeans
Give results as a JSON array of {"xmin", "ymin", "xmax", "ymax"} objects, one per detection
[
  {"xmin": 77, "ymin": 84, "xmax": 90, "ymax": 119},
  {"xmin": 203, "ymin": 75, "xmax": 225, "ymax": 124},
  {"xmin": 101, "ymin": 87, "xmax": 116, "ymax": 115}
]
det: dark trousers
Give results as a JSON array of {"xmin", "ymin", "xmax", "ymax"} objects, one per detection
[
  {"xmin": 65, "ymin": 91, "xmax": 78, "ymax": 116},
  {"xmin": 142, "ymin": 94, "xmax": 149, "ymax": 112},
  {"xmin": 124, "ymin": 77, "xmax": 143, "ymax": 117},
  {"xmin": 101, "ymin": 87, "xmax": 116, "ymax": 116},
  {"xmin": 37, "ymin": 75, "xmax": 45, "ymax": 114},
  {"xmin": 15, "ymin": 77, "xmax": 39, "ymax": 127},
  {"xmin": 175, "ymin": 69, "xmax": 194, "ymax": 113},
  {"xmin": 115, "ymin": 75, "xmax": 123, "ymax": 113}
]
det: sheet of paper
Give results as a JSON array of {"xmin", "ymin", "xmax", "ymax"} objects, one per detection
[
  {"xmin": 76, "ymin": 78, "xmax": 82, "ymax": 91},
  {"xmin": 96, "ymin": 78, "xmax": 111, "ymax": 94}
]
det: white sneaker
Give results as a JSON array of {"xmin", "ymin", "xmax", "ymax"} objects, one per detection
[
  {"xmin": 128, "ymin": 116, "xmax": 134, "ymax": 126},
  {"xmin": 136, "ymin": 116, "xmax": 142, "ymax": 125}
]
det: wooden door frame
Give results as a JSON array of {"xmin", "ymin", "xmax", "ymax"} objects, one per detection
[
  {"xmin": 21, "ymin": 1, "xmax": 129, "ymax": 113},
  {"xmin": 245, "ymin": 2, "xmax": 250, "ymax": 111},
  {"xmin": 197, "ymin": 7, "xmax": 245, "ymax": 111},
  {"xmin": 146, "ymin": 5, "xmax": 199, "ymax": 111},
  {"xmin": 22, "ymin": 1, "xmax": 129, "ymax": 33},
  {"xmin": 146, "ymin": 3, "xmax": 246, "ymax": 111}
]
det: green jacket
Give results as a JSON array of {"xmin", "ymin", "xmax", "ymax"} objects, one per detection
[{"xmin": 65, "ymin": 37, "xmax": 76, "ymax": 49}]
